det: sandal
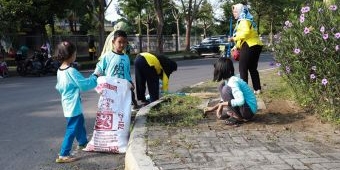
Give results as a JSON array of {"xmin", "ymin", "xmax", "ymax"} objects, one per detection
[
  {"xmin": 225, "ymin": 117, "xmax": 242, "ymax": 127},
  {"xmin": 55, "ymin": 155, "xmax": 79, "ymax": 163}
]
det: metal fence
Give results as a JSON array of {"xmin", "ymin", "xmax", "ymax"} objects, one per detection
[
  {"xmin": 3, "ymin": 34, "xmax": 269, "ymax": 59},
  {"xmin": 3, "ymin": 34, "xmax": 203, "ymax": 58}
]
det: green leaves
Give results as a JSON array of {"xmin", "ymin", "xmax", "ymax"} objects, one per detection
[{"xmin": 274, "ymin": 1, "xmax": 340, "ymax": 122}]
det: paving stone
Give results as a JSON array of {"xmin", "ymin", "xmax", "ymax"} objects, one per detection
[
  {"xmin": 299, "ymin": 157, "xmax": 331, "ymax": 164},
  {"xmin": 260, "ymin": 164, "xmax": 293, "ymax": 170},
  {"xmin": 283, "ymin": 158, "xmax": 309, "ymax": 169},
  {"xmin": 263, "ymin": 154, "xmax": 286, "ymax": 164},
  {"xmin": 310, "ymin": 164, "xmax": 328, "ymax": 170},
  {"xmin": 127, "ymin": 99, "xmax": 340, "ymax": 170},
  {"xmin": 320, "ymin": 162, "xmax": 340, "ymax": 169}
]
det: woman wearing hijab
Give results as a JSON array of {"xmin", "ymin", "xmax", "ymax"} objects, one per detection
[{"xmin": 228, "ymin": 3, "xmax": 263, "ymax": 95}]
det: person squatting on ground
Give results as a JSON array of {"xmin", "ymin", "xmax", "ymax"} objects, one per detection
[
  {"xmin": 204, "ymin": 57, "xmax": 257, "ymax": 126},
  {"xmin": 55, "ymin": 41, "xmax": 99, "ymax": 163},
  {"xmin": 134, "ymin": 52, "xmax": 177, "ymax": 105},
  {"xmin": 228, "ymin": 3, "xmax": 263, "ymax": 95}
]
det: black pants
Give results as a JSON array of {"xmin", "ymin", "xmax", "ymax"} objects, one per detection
[
  {"xmin": 131, "ymin": 90, "xmax": 138, "ymax": 106},
  {"xmin": 89, "ymin": 52, "xmax": 96, "ymax": 61},
  {"xmin": 239, "ymin": 43, "xmax": 263, "ymax": 91},
  {"xmin": 219, "ymin": 83, "xmax": 254, "ymax": 120},
  {"xmin": 134, "ymin": 55, "xmax": 159, "ymax": 102}
]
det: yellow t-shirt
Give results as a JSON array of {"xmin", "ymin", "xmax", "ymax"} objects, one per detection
[
  {"xmin": 233, "ymin": 20, "xmax": 263, "ymax": 49},
  {"xmin": 140, "ymin": 52, "xmax": 169, "ymax": 91}
]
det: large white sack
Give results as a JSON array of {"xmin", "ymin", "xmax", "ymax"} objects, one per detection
[{"xmin": 84, "ymin": 76, "xmax": 132, "ymax": 153}]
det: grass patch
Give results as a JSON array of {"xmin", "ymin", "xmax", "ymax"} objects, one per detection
[
  {"xmin": 258, "ymin": 68, "xmax": 295, "ymax": 101},
  {"xmin": 146, "ymin": 94, "xmax": 204, "ymax": 127},
  {"xmin": 181, "ymin": 81, "xmax": 219, "ymax": 93}
]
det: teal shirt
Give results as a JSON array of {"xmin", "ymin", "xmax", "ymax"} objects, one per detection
[
  {"xmin": 56, "ymin": 67, "xmax": 97, "ymax": 117},
  {"xmin": 226, "ymin": 76, "xmax": 257, "ymax": 114},
  {"xmin": 95, "ymin": 51, "xmax": 132, "ymax": 82}
]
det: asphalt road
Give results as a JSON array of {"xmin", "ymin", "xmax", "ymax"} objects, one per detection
[{"xmin": 0, "ymin": 53, "xmax": 274, "ymax": 170}]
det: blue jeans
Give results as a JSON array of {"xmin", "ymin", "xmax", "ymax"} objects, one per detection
[{"xmin": 59, "ymin": 114, "xmax": 87, "ymax": 156}]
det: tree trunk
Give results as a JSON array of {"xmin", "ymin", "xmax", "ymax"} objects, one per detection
[
  {"xmin": 257, "ymin": 15, "xmax": 261, "ymax": 35},
  {"xmin": 98, "ymin": 0, "xmax": 105, "ymax": 55},
  {"xmin": 185, "ymin": 17, "xmax": 192, "ymax": 51},
  {"xmin": 147, "ymin": 24, "xmax": 150, "ymax": 52},
  {"xmin": 154, "ymin": 0, "xmax": 164, "ymax": 54},
  {"xmin": 269, "ymin": 18, "xmax": 273, "ymax": 46},
  {"xmin": 138, "ymin": 14, "xmax": 142, "ymax": 53},
  {"xmin": 176, "ymin": 19, "xmax": 180, "ymax": 51}
]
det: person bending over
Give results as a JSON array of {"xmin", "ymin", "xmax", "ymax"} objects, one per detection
[{"xmin": 134, "ymin": 52, "xmax": 177, "ymax": 105}]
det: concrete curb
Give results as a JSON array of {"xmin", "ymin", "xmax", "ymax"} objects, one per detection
[{"xmin": 125, "ymin": 100, "xmax": 163, "ymax": 170}]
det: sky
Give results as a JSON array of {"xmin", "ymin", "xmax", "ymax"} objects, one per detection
[{"xmin": 104, "ymin": 0, "xmax": 224, "ymax": 22}]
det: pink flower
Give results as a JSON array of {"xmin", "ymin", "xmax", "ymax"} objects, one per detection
[
  {"xmin": 336, "ymin": 45, "xmax": 339, "ymax": 51},
  {"xmin": 322, "ymin": 78, "xmax": 328, "ymax": 86},
  {"xmin": 301, "ymin": 6, "xmax": 310, "ymax": 13},
  {"xmin": 320, "ymin": 26, "xmax": 325, "ymax": 33},
  {"xmin": 294, "ymin": 48, "xmax": 300, "ymax": 54},
  {"xmin": 323, "ymin": 34, "xmax": 329, "ymax": 40},
  {"xmin": 286, "ymin": 66, "xmax": 291, "ymax": 73},
  {"xmin": 304, "ymin": 27, "xmax": 310, "ymax": 34},
  {"xmin": 329, "ymin": 5, "xmax": 337, "ymax": 11},
  {"xmin": 310, "ymin": 74, "xmax": 316, "ymax": 79},
  {"xmin": 300, "ymin": 16, "xmax": 305, "ymax": 23},
  {"xmin": 335, "ymin": 33, "xmax": 340, "ymax": 39},
  {"xmin": 284, "ymin": 21, "xmax": 290, "ymax": 26}
]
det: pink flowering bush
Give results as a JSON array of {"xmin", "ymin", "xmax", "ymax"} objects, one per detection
[{"xmin": 274, "ymin": 1, "xmax": 339, "ymax": 123}]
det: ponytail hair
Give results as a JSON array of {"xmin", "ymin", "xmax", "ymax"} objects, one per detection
[{"xmin": 54, "ymin": 41, "xmax": 76, "ymax": 62}]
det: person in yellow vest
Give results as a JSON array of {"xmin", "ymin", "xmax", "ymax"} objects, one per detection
[
  {"xmin": 134, "ymin": 52, "xmax": 177, "ymax": 105},
  {"xmin": 88, "ymin": 35, "xmax": 96, "ymax": 61},
  {"xmin": 228, "ymin": 3, "xmax": 263, "ymax": 95}
]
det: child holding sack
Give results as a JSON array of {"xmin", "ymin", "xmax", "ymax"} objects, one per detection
[{"xmin": 55, "ymin": 41, "xmax": 99, "ymax": 163}]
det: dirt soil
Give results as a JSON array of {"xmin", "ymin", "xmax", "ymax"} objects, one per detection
[{"xmin": 201, "ymin": 95, "xmax": 340, "ymax": 148}]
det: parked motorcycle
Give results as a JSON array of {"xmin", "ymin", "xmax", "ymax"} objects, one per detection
[
  {"xmin": 15, "ymin": 51, "xmax": 42, "ymax": 76},
  {"xmin": 15, "ymin": 49, "xmax": 60, "ymax": 77},
  {"xmin": 38, "ymin": 49, "xmax": 60, "ymax": 75}
]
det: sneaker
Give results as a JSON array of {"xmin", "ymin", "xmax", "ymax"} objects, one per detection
[
  {"xmin": 132, "ymin": 104, "xmax": 141, "ymax": 111},
  {"xmin": 76, "ymin": 141, "xmax": 88, "ymax": 150},
  {"xmin": 55, "ymin": 155, "xmax": 78, "ymax": 163},
  {"xmin": 141, "ymin": 100, "xmax": 150, "ymax": 106},
  {"xmin": 77, "ymin": 145, "xmax": 86, "ymax": 150},
  {"xmin": 254, "ymin": 90, "xmax": 261, "ymax": 95}
]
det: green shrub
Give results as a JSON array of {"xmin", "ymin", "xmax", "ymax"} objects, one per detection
[{"xmin": 273, "ymin": 2, "xmax": 339, "ymax": 123}]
